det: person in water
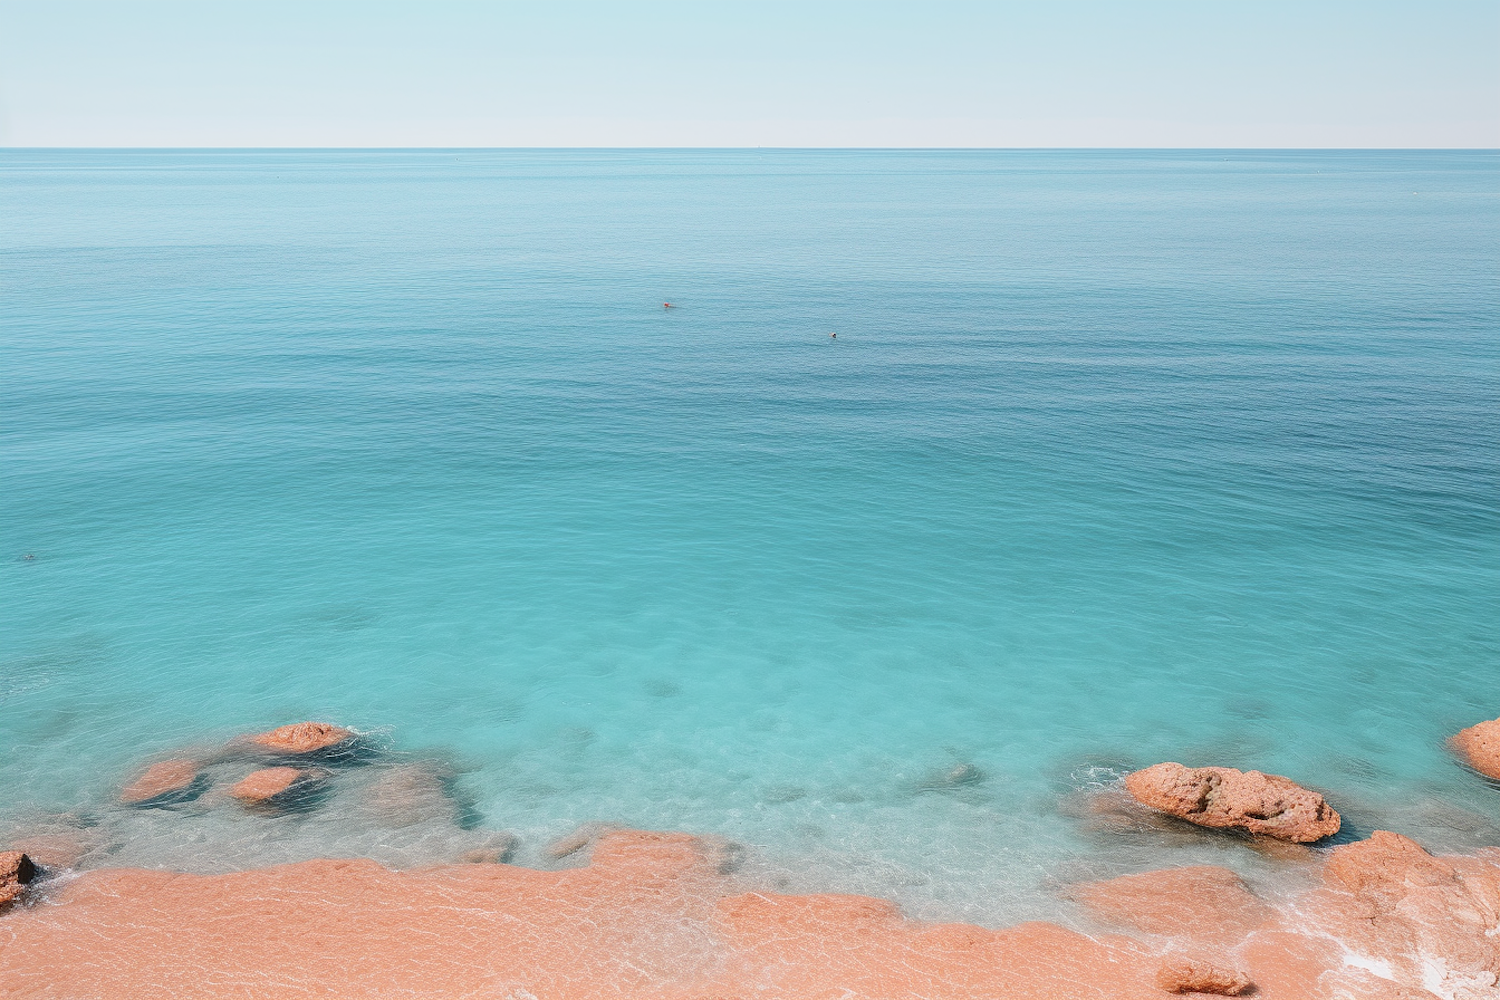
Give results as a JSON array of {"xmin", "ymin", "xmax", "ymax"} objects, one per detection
[{"xmin": 830, "ymin": 332, "xmax": 837, "ymax": 338}]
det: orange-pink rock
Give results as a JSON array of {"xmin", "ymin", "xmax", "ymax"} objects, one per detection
[
  {"xmin": 0, "ymin": 830, "xmax": 1167, "ymax": 999},
  {"xmin": 3, "ymin": 828, "xmax": 1497, "ymax": 999},
  {"xmin": 1155, "ymin": 958, "xmax": 1252, "ymax": 995},
  {"xmin": 1124, "ymin": 762, "xmax": 1340, "ymax": 842},
  {"xmin": 227, "ymin": 767, "xmax": 308, "ymax": 806},
  {"xmin": 248, "ymin": 721, "xmax": 353, "ymax": 754},
  {"xmin": 0, "ymin": 851, "xmax": 36, "ymax": 909},
  {"xmin": 1239, "ymin": 831, "xmax": 1499, "ymax": 999},
  {"xmin": 121, "ymin": 759, "xmax": 200, "ymax": 805},
  {"xmin": 1451, "ymin": 717, "xmax": 1500, "ymax": 780},
  {"xmin": 1317, "ymin": 830, "xmax": 1500, "ymax": 994},
  {"xmin": 1074, "ymin": 837, "xmax": 1498, "ymax": 999},
  {"xmin": 1070, "ymin": 865, "xmax": 1271, "ymax": 950}
]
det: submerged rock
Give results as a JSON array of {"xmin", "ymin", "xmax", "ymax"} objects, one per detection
[
  {"xmin": 458, "ymin": 833, "xmax": 519, "ymax": 865},
  {"xmin": 120, "ymin": 759, "xmax": 202, "ymax": 806},
  {"xmin": 544, "ymin": 821, "xmax": 624, "ymax": 860},
  {"xmin": 1451, "ymin": 717, "xmax": 1500, "ymax": 781},
  {"xmin": 1124, "ymin": 763, "xmax": 1340, "ymax": 842},
  {"xmin": 359, "ymin": 763, "xmax": 457, "ymax": 828},
  {"xmin": 542, "ymin": 824, "xmax": 742, "ymax": 873},
  {"xmin": 917, "ymin": 762, "xmax": 985, "ymax": 791},
  {"xmin": 0, "ymin": 851, "xmax": 37, "ymax": 909},
  {"xmin": 0, "ymin": 814, "xmax": 114, "ymax": 870},
  {"xmin": 247, "ymin": 722, "xmax": 354, "ymax": 756},
  {"xmin": 227, "ymin": 767, "xmax": 324, "ymax": 811},
  {"xmin": 1069, "ymin": 865, "xmax": 1271, "ymax": 949}
]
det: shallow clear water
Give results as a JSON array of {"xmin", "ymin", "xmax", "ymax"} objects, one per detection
[{"xmin": 3, "ymin": 149, "xmax": 1498, "ymax": 925}]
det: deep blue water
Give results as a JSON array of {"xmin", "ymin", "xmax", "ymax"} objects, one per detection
[{"xmin": 2, "ymin": 149, "xmax": 1497, "ymax": 923}]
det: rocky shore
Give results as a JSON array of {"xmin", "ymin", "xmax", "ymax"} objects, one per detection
[{"xmin": 2, "ymin": 718, "xmax": 1498, "ymax": 999}]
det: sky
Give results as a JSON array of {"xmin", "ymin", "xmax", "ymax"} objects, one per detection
[{"xmin": 0, "ymin": 1, "xmax": 1495, "ymax": 148}]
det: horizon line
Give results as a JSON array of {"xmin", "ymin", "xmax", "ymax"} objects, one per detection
[{"xmin": 3, "ymin": 145, "xmax": 1497, "ymax": 153}]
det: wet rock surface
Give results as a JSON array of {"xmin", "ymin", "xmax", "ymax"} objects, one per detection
[
  {"xmin": 5, "ymin": 825, "xmax": 1497, "ymax": 999},
  {"xmin": 356, "ymin": 763, "xmax": 459, "ymax": 828},
  {"xmin": 121, "ymin": 759, "xmax": 203, "ymax": 806},
  {"xmin": 0, "ymin": 851, "xmax": 37, "ymax": 909},
  {"xmin": 246, "ymin": 721, "xmax": 358, "ymax": 758},
  {"xmin": 1069, "ymin": 865, "xmax": 1271, "ymax": 949},
  {"xmin": 1309, "ymin": 831, "xmax": 1500, "ymax": 998},
  {"xmin": 1452, "ymin": 717, "xmax": 1500, "ymax": 781},
  {"xmin": 227, "ymin": 767, "xmax": 324, "ymax": 810},
  {"xmin": 0, "ymin": 831, "xmax": 1167, "ymax": 999},
  {"xmin": 1124, "ymin": 762, "xmax": 1341, "ymax": 842},
  {"xmin": 1069, "ymin": 829, "xmax": 1500, "ymax": 999}
]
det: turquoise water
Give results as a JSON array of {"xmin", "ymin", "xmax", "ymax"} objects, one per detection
[{"xmin": 3, "ymin": 150, "xmax": 1498, "ymax": 924}]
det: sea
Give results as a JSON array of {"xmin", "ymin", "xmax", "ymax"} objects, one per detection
[{"xmin": 2, "ymin": 149, "xmax": 1497, "ymax": 926}]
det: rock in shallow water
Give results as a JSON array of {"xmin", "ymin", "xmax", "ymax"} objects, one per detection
[
  {"xmin": 545, "ymin": 821, "xmax": 625, "ymax": 860},
  {"xmin": 0, "ymin": 851, "xmax": 37, "ymax": 909},
  {"xmin": 1451, "ymin": 717, "xmax": 1500, "ymax": 781},
  {"xmin": 358, "ymin": 764, "xmax": 457, "ymax": 828},
  {"xmin": 458, "ymin": 833, "xmax": 519, "ymax": 865},
  {"xmin": 120, "ymin": 759, "xmax": 201, "ymax": 806},
  {"xmin": 917, "ymin": 762, "xmax": 985, "ymax": 791},
  {"xmin": 248, "ymin": 721, "xmax": 354, "ymax": 755},
  {"xmin": 227, "ymin": 767, "xmax": 325, "ymax": 811},
  {"xmin": 1124, "ymin": 762, "xmax": 1340, "ymax": 842}
]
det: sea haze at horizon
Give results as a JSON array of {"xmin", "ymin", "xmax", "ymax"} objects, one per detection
[{"xmin": 2, "ymin": 149, "xmax": 1497, "ymax": 925}]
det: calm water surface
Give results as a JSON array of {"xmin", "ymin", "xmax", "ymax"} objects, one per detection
[{"xmin": 2, "ymin": 150, "xmax": 1497, "ymax": 924}]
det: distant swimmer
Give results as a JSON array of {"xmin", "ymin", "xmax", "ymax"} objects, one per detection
[
  {"xmin": 663, "ymin": 302, "xmax": 674, "ymax": 309},
  {"xmin": 829, "ymin": 332, "xmax": 837, "ymax": 339}
]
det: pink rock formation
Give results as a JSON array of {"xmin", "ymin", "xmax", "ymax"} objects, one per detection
[
  {"xmin": 1309, "ymin": 831, "xmax": 1500, "ymax": 997},
  {"xmin": 0, "ymin": 830, "xmax": 1166, "ymax": 999},
  {"xmin": 248, "ymin": 721, "xmax": 353, "ymax": 754},
  {"xmin": 1071, "ymin": 833, "xmax": 1500, "ymax": 999},
  {"xmin": 1155, "ymin": 958, "xmax": 1253, "ymax": 995},
  {"xmin": 1451, "ymin": 717, "xmax": 1500, "ymax": 780},
  {"xmin": 3, "ymin": 828, "xmax": 1497, "ymax": 999},
  {"xmin": 1069, "ymin": 865, "xmax": 1271, "ymax": 950},
  {"xmin": 0, "ymin": 851, "xmax": 36, "ymax": 909},
  {"xmin": 121, "ymin": 759, "xmax": 200, "ymax": 805},
  {"xmin": 1124, "ymin": 762, "xmax": 1341, "ymax": 842},
  {"xmin": 227, "ymin": 767, "xmax": 311, "ymax": 807}
]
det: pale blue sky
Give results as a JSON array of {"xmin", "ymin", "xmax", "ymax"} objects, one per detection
[{"xmin": 0, "ymin": 1, "xmax": 1495, "ymax": 147}]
